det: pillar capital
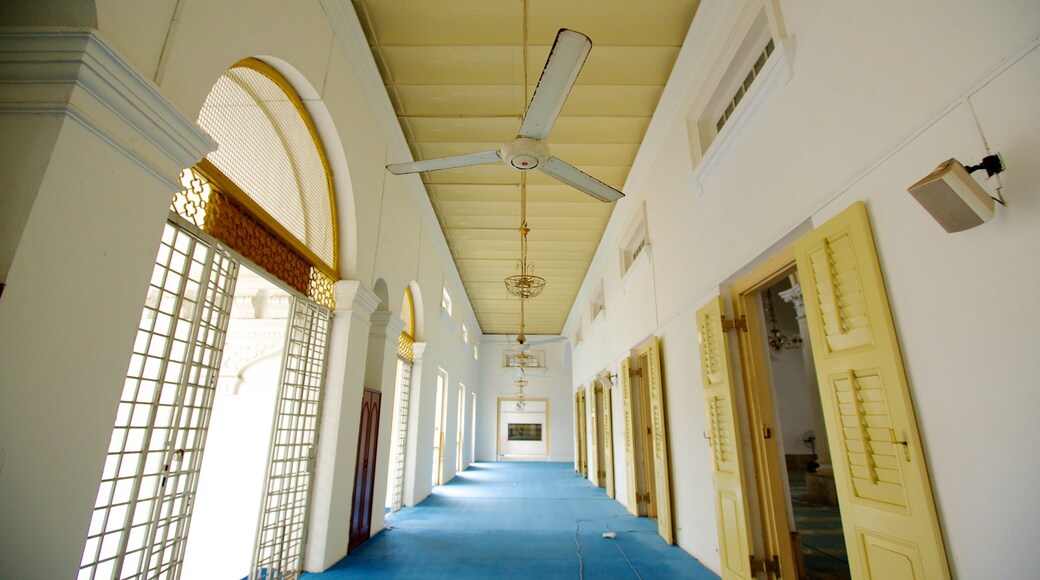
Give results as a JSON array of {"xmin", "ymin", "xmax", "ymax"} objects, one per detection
[
  {"xmin": 369, "ymin": 310, "xmax": 407, "ymax": 340},
  {"xmin": 0, "ymin": 28, "xmax": 215, "ymax": 188},
  {"xmin": 333, "ymin": 280, "xmax": 381, "ymax": 323},
  {"xmin": 778, "ymin": 283, "xmax": 805, "ymax": 318},
  {"xmin": 411, "ymin": 341, "xmax": 430, "ymax": 361}
]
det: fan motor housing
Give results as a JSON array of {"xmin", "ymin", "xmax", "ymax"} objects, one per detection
[{"xmin": 500, "ymin": 137, "xmax": 550, "ymax": 170}]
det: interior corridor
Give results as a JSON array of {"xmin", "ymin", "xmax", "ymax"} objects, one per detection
[{"xmin": 304, "ymin": 462, "xmax": 717, "ymax": 579}]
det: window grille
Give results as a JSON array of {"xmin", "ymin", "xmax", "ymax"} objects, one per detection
[
  {"xmin": 197, "ymin": 60, "xmax": 337, "ymax": 274},
  {"xmin": 174, "ymin": 167, "xmax": 335, "ymax": 310},
  {"xmin": 388, "ymin": 358, "xmax": 413, "ymax": 513},
  {"xmin": 251, "ymin": 297, "xmax": 331, "ymax": 580},
  {"xmin": 715, "ymin": 38, "xmax": 775, "ymax": 134},
  {"xmin": 79, "ymin": 224, "xmax": 238, "ymax": 579}
]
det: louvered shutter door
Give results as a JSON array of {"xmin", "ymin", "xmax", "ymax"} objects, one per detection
[
  {"xmin": 602, "ymin": 387, "xmax": 616, "ymax": 499},
  {"xmin": 697, "ymin": 296, "xmax": 753, "ymax": 580},
  {"xmin": 795, "ymin": 202, "xmax": 949, "ymax": 579},
  {"xmin": 646, "ymin": 339, "xmax": 675, "ymax": 545},
  {"xmin": 588, "ymin": 384, "xmax": 599, "ymax": 486},
  {"xmin": 620, "ymin": 357, "xmax": 639, "ymax": 515}
]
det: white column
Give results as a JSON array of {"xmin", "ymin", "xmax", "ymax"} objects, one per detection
[
  {"xmin": 779, "ymin": 282, "xmax": 832, "ymax": 472},
  {"xmin": 364, "ymin": 311, "xmax": 406, "ymax": 542},
  {"xmin": 0, "ymin": 29, "xmax": 213, "ymax": 579},
  {"xmin": 305, "ymin": 280, "xmax": 381, "ymax": 571}
]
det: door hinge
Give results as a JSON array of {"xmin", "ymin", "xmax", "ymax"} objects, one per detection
[
  {"xmin": 636, "ymin": 491, "xmax": 651, "ymax": 503},
  {"xmin": 722, "ymin": 315, "xmax": 748, "ymax": 331},
  {"xmin": 750, "ymin": 555, "xmax": 781, "ymax": 576},
  {"xmin": 629, "ymin": 367, "xmax": 643, "ymax": 378}
]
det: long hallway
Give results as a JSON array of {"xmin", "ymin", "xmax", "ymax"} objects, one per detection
[{"xmin": 305, "ymin": 462, "xmax": 717, "ymax": 579}]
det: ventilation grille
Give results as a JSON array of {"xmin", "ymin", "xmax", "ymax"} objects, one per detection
[{"xmin": 716, "ymin": 38, "xmax": 775, "ymax": 134}]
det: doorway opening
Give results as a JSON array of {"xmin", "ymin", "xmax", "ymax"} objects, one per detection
[
  {"xmin": 456, "ymin": 386, "xmax": 466, "ymax": 473},
  {"xmin": 181, "ymin": 267, "xmax": 288, "ymax": 580},
  {"xmin": 736, "ymin": 262, "xmax": 850, "ymax": 580},
  {"xmin": 497, "ymin": 397, "xmax": 549, "ymax": 461},
  {"xmin": 620, "ymin": 339, "xmax": 674, "ymax": 543},
  {"xmin": 708, "ymin": 203, "xmax": 951, "ymax": 579},
  {"xmin": 590, "ymin": 382, "xmax": 608, "ymax": 488},
  {"xmin": 594, "ymin": 373, "xmax": 616, "ymax": 498},
  {"xmin": 349, "ymin": 388, "xmax": 382, "ymax": 551},
  {"xmin": 630, "ymin": 350, "xmax": 656, "ymax": 518},
  {"xmin": 431, "ymin": 370, "xmax": 447, "ymax": 486},
  {"xmin": 574, "ymin": 389, "xmax": 588, "ymax": 476}
]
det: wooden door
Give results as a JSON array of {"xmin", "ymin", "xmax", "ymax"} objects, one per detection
[
  {"xmin": 643, "ymin": 338, "xmax": 675, "ymax": 545},
  {"xmin": 601, "ymin": 384, "xmax": 616, "ymax": 498},
  {"xmin": 588, "ymin": 384, "xmax": 600, "ymax": 486},
  {"xmin": 349, "ymin": 388, "xmax": 382, "ymax": 551},
  {"xmin": 579, "ymin": 390, "xmax": 588, "ymax": 476},
  {"xmin": 698, "ymin": 296, "xmax": 754, "ymax": 579},
  {"xmin": 620, "ymin": 357, "xmax": 639, "ymax": 514},
  {"xmin": 795, "ymin": 202, "xmax": 949, "ymax": 579}
]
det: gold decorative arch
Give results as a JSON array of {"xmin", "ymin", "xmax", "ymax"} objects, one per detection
[{"xmin": 172, "ymin": 59, "xmax": 341, "ymax": 308}]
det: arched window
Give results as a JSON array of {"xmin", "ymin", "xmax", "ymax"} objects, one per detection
[
  {"xmin": 398, "ymin": 286, "xmax": 415, "ymax": 361},
  {"xmin": 173, "ymin": 58, "xmax": 338, "ymax": 308}
]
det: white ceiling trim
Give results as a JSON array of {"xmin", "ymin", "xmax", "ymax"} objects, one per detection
[{"xmin": 320, "ymin": 0, "xmax": 483, "ymax": 337}]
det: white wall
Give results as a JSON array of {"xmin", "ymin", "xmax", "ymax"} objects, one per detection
[
  {"xmin": 565, "ymin": 1, "xmax": 1040, "ymax": 577},
  {"xmin": 0, "ymin": 2, "xmax": 484, "ymax": 576},
  {"xmin": 476, "ymin": 336, "xmax": 574, "ymax": 463}
]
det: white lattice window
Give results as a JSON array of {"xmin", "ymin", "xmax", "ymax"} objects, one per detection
[
  {"xmin": 79, "ymin": 224, "xmax": 238, "ymax": 580},
  {"xmin": 252, "ymin": 297, "xmax": 331, "ymax": 579},
  {"xmin": 197, "ymin": 59, "xmax": 338, "ymax": 274},
  {"xmin": 386, "ymin": 358, "xmax": 413, "ymax": 513}
]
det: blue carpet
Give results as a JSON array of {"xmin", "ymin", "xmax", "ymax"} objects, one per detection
[{"xmin": 304, "ymin": 462, "xmax": 717, "ymax": 579}]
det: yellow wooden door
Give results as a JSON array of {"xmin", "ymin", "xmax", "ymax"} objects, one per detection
[
  {"xmin": 602, "ymin": 385, "xmax": 615, "ymax": 499},
  {"xmin": 620, "ymin": 357, "xmax": 639, "ymax": 514},
  {"xmin": 697, "ymin": 295, "xmax": 753, "ymax": 580},
  {"xmin": 794, "ymin": 202, "xmax": 949, "ymax": 579},
  {"xmin": 588, "ymin": 384, "xmax": 599, "ymax": 486},
  {"xmin": 574, "ymin": 391, "xmax": 581, "ymax": 472},
  {"xmin": 645, "ymin": 338, "xmax": 675, "ymax": 545}
]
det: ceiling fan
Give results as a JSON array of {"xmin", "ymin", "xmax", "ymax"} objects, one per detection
[{"xmin": 386, "ymin": 28, "xmax": 624, "ymax": 203}]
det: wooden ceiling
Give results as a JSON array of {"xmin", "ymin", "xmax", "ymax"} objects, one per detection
[{"xmin": 353, "ymin": 0, "xmax": 700, "ymax": 335}]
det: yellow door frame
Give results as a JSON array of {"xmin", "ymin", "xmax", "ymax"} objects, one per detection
[{"xmin": 730, "ymin": 246, "xmax": 802, "ymax": 580}]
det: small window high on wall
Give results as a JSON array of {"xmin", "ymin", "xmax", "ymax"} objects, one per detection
[
  {"xmin": 686, "ymin": 0, "xmax": 793, "ymax": 195},
  {"xmin": 619, "ymin": 201, "xmax": 650, "ymax": 284},
  {"xmin": 442, "ymin": 287, "xmax": 453, "ymax": 317}
]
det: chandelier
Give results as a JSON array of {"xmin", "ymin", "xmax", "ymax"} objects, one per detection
[
  {"xmin": 764, "ymin": 288, "xmax": 803, "ymax": 352},
  {"xmin": 504, "ymin": 223, "xmax": 545, "ymax": 299},
  {"xmin": 504, "ymin": 180, "xmax": 545, "ymax": 300},
  {"xmin": 514, "ymin": 368, "xmax": 529, "ymax": 411}
]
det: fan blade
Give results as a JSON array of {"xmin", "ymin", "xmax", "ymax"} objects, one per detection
[
  {"xmin": 387, "ymin": 150, "xmax": 501, "ymax": 175},
  {"xmin": 518, "ymin": 29, "xmax": 592, "ymax": 141},
  {"xmin": 539, "ymin": 157, "xmax": 624, "ymax": 202},
  {"xmin": 526, "ymin": 336, "xmax": 567, "ymax": 347}
]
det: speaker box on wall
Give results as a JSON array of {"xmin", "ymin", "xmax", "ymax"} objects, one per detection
[{"xmin": 908, "ymin": 159, "xmax": 994, "ymax": 233}]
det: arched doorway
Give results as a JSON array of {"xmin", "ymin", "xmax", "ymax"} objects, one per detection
[{"xmin": 78, "ymin": 59, "xmax": 341, "ymax": 580}]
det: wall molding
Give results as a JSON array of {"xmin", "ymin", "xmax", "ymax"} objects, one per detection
[{"xmin": 0, "ymin": 28, "xmax": 215, "ymax": 189}]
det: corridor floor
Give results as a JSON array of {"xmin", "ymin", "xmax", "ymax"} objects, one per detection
[{"xmin": 304, "ymin": 462, "xmax": 718, "ymax": 579}]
